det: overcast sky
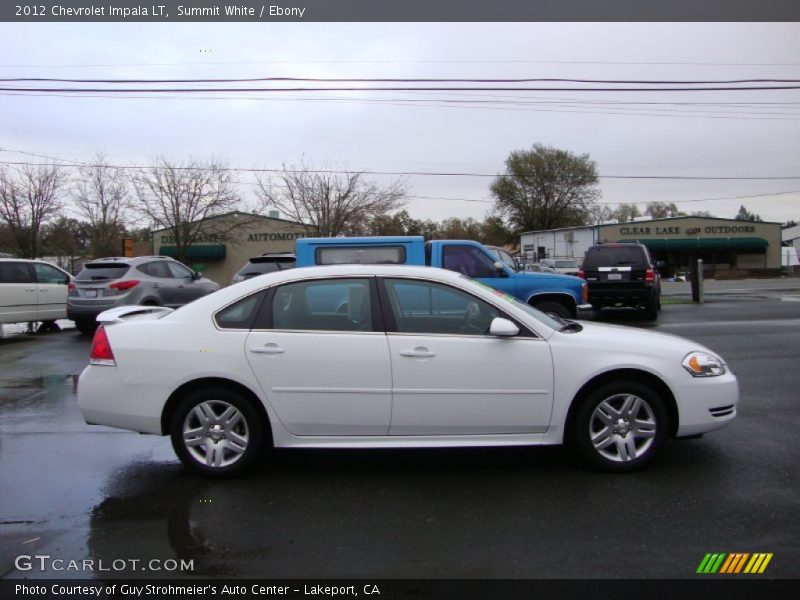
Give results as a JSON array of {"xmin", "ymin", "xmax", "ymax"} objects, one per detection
[{"xmin": 1, "ymin": 22, "xmax": 799, "ymax": 225}]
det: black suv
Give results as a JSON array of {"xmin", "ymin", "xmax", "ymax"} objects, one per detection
[
  {"xmin": 231, "ymin": 253, "xmax": 296, "ymax": 284},
  {"xmin": 580, "ymin": 243, "xmax": 662, "ymax": 320}
]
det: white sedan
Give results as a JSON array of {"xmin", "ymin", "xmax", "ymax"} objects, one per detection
[{"xmin": 78, "ymin": 265, "xmax": 737, "ymax": 477}]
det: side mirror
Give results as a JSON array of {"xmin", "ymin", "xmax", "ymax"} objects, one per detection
[
  {"xmin": 493, "ymin": 260, "xmax": 509, "ymax": 277},
  {"xmin": 192, "ymin": 271, "xmax": 202, "ymax": 280},
  {"xmin": 489, "ymin": 317, "xmax": 519, "ymax": 337}
]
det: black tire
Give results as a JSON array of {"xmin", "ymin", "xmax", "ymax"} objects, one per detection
[
  {"xmin": 644, "ymin": 296, "xmax": 658, "ymax": 320},
  {"xmin": 170, "ymin": 387, "xmax": 265, "ymax": 478},
  {"xmin": 573, "ymin": 380, "xmax": 668, "ymax": 472},
  {"xmin": 532, "ymin": 300, "xmax": 572, "ymax": 319},
  {"xmin": 75, "ymin": 319, "xmax": 98, "ymax": 335}
]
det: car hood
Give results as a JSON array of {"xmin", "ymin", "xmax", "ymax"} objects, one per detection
[{"xmin": 564, "ymin": 320, "xmax": 721, "ymax": 361}]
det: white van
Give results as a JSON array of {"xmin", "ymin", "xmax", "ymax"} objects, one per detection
[{"xmin": 0, "ymin": 258, "xmax": 72, "ymax": 326}]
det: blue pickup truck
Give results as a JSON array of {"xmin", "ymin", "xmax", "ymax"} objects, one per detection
[{"xmin": 295, "ymin": 236, "xmax": 589, "ymax": 318}]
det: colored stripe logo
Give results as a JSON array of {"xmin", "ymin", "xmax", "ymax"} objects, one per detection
[{"xmin": 697, "ymin": 553, "xmax": 773, "ymax": 574}]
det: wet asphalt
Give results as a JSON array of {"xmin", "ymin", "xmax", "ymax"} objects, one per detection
[{"xmin": 1, "ymin": 293, "xmax": 799, "ymax": 579}]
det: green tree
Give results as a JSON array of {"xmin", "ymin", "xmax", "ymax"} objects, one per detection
[
  {"xmin": 645, "ymin": 202, "xmax": 684, "ymax": 219},
  {"xmin": 735, "ymin": 204, "xmax": 762, "ymax": 222},
  {"xmin": 612, "ymin": 203, "xmax": 641, "ymax": 223},
  {"xmin": 490, "ymin": 144, "xmax": 600, "ymax": 232}
]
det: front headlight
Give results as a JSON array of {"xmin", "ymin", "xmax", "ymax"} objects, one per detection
[{"xmin": 682, "ymin": 351, "xmax": 726, "ymax": 377}]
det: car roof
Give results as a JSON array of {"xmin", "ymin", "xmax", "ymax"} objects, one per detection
[{"xmin": 85, "ymin": 256, "xmax": 177, "ymax": 265}]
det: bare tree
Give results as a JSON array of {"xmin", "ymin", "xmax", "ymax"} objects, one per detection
[
  {"xmin": 131, "ymin": 157, "xmax": 240, "ymax": 263},
  {"xmin": 73, "ymin": 152, "xmax": 129, "ymax": 257},
  {"xmin": 256, "ymin": 162, "xmax": 406, "ymax": 237},
  {"xmin": 0, "ymin": 164, "xmax": 66, "ymax": 258}
]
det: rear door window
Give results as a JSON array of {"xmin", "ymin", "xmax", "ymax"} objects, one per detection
[
  {"xmin": 270, "ymin": 278, "xmax": 374, "ymax": 332},
  {"xmin": 76, "ymin": 263, "xmax": 130, "ymax": 282},
  {"xmin": 138, "ymin": 261, "xmax": 173, "ymax": 278},
  {"xmin": 0, "ymin": 261, "xmax": 34, "ymax": 284}
]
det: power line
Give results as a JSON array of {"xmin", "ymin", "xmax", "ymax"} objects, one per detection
[
  {"xmin": 2, "ymin": 59, "xmax": 800, "ymax": 68},
  {"xmin": 5, "ymin": 76, "xmax": 800, "ymax": 85},
  {"xmin": 1, "ymin": 157, "xmax": 799, "ymax": 181},
  {"xmin": 4, "ymin": 85, "xmax": 800, "ymax": 93}
]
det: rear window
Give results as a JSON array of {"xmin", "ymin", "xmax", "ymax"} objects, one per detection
[
  {"xmin": 583, "ymin": 246, "xmax": 647, "ymax": 269},
  {"xmin": 76, "ymin": 263, "xmax": 130, "ymax": 281},
  {"xmin": 315, "ymin": 246, "xmax": 405, "ymax": 265}
]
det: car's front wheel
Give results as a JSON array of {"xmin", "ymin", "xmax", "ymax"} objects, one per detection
[
  {"xmin": 170, "ymin": 388, "xmax": 265, "ymax": 478},
  {"xmin": 531, "ymin": 299, "xmax": 572, "ymax": 319},
  {"xmin": 574, "ymin": 380, "xmax": 668, "ymax": 471}
]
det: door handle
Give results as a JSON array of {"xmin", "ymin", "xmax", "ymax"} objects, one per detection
[
  {"xmin": 152, "ymin": 283, "xmax": 160, "ymax": 288},
  {"xmin": 249, "ymin": 343, "xmax": 285, "ymax": 355},
  {"xmin": 25, "ymin": 288, "xmax": 35, "ymax": 292},
  {"xmin": 399, "ymin": 347, "xmax": 435, "ymax": 358}
]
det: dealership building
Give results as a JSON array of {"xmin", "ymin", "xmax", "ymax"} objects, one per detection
[
  {"xmin": 152, "ymin": 211, "xmax": 310, "ymax": 285},
  {"xmin": 520, "ymin": 216, "xmax": 783, "ymax": 276}
]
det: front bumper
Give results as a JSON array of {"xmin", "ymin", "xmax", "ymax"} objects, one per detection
[{"xmin": 674, "ymin": 372, "xmax": 739, "ymax": 437}]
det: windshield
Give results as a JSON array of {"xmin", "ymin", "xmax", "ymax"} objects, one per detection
[
  {"xmin": 460, "ymin": 275, "xmax": 562, "ymax": 331},
  {"xmin": 487, "ymin": 247, "xmax": 517, "ymax": 272}
]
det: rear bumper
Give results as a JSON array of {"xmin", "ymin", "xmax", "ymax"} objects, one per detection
[
  {"xmin": 77, "ymin": 365, "xmax": 165, "ymax": 434},
  {"xmin": 67, "ymin": 299, "xmax": 122, "ymax": 320},
  {"xmin": 587, "ymin": 285, "xmax": 655, "ymax": 307}
]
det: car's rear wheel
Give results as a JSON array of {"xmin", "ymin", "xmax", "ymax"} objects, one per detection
[
  {"xmin": 644, "ymin": 296, "xmax": 658, "ymax": 320},
  {"xmin": 75, "ymin": 319, "xmax": 97, "ymax": 335},
  {"xmin": 532, "ymin": 300, "xmax": 572, "ymax": 319},
  {"xmin": 170, "ymin": 388, "xmax": 264, "ymax": 478},
  {"xmin": 574, "ymin": 380, "xmax": 668, "ymax": 472}
]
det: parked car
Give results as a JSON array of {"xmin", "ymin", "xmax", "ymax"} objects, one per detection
[
  {"xmin": 580, "ymin": 243, "xmax": 662, "ymax": 320},
  {"xmin": 541, "ymin": 258, "xmax": 581, "ymax": 277},
  {"xmin": 296, "ymin": 236, "xmax": 589, "ymax": 319},
  {"xmin": 78, "ymin": 264, "xmax": 737, "ymax": 478},
  {"xmin": 0, "ymin": 258, "xmax": 72, "ymax": 327},
  {"xmin": 231, "ymin": 253, "xmax": 296, "ymax": 284},
  {"xmin": 67, "ymin": 256, "xmax": 220, "ymax": 334}
]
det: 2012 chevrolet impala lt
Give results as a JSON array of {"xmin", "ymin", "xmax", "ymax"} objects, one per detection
[{"xmin": 77, "ymin": 265, "xmax": 738, "ymax": 477}]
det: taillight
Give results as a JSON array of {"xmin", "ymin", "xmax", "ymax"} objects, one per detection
[
  {"xmin": 578, "ymin": 270, "xmax": 585, "ymax": 279},
  {"xmin": 109, "ymin": 280, "xmax": 140, "ymax": 291},
  {"xmin": 89, "ymin": 326, "xmax": 116, "ymax": 366},
  {"xmin": 582, "ymin": 282, "xmax": 588, "ymax": 304},
  {"xmin": 645, "ymin": 268, "xmax": 655, "ymax": 282},
  {"xmin": 68, "ymin": 282, "xmax": 77, "ymax": 296}
]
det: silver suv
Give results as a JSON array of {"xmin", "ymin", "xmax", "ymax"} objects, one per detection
[{"xmin": 67, "ymin": 256, "xmax": 219, "ymax": 334}]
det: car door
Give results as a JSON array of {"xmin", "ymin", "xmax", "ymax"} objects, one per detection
[
  {"xmin": 32, "ymin": 262, "xmax": 69, "ymax": 321},
  {"xmin": 167, "ymin": 261, "xmax": 206, "ymax": 303},
  {"xmin": 0, "ymin": 261, "xmax": 37, "ymax": 323},
  {"xmin": 139, "ymin": 260, "xmax": 178, "ymax": 306},
  {"xmin": 441, "ymin": 244, "xmax": 517, "ymax": 296},
  {"xmin": 244, "ymin": 277, "xmax": 392, "ymax": 436},
  {"xmin": 380, "ymin": 277, "xmax": 554, "ymax": 435}
]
